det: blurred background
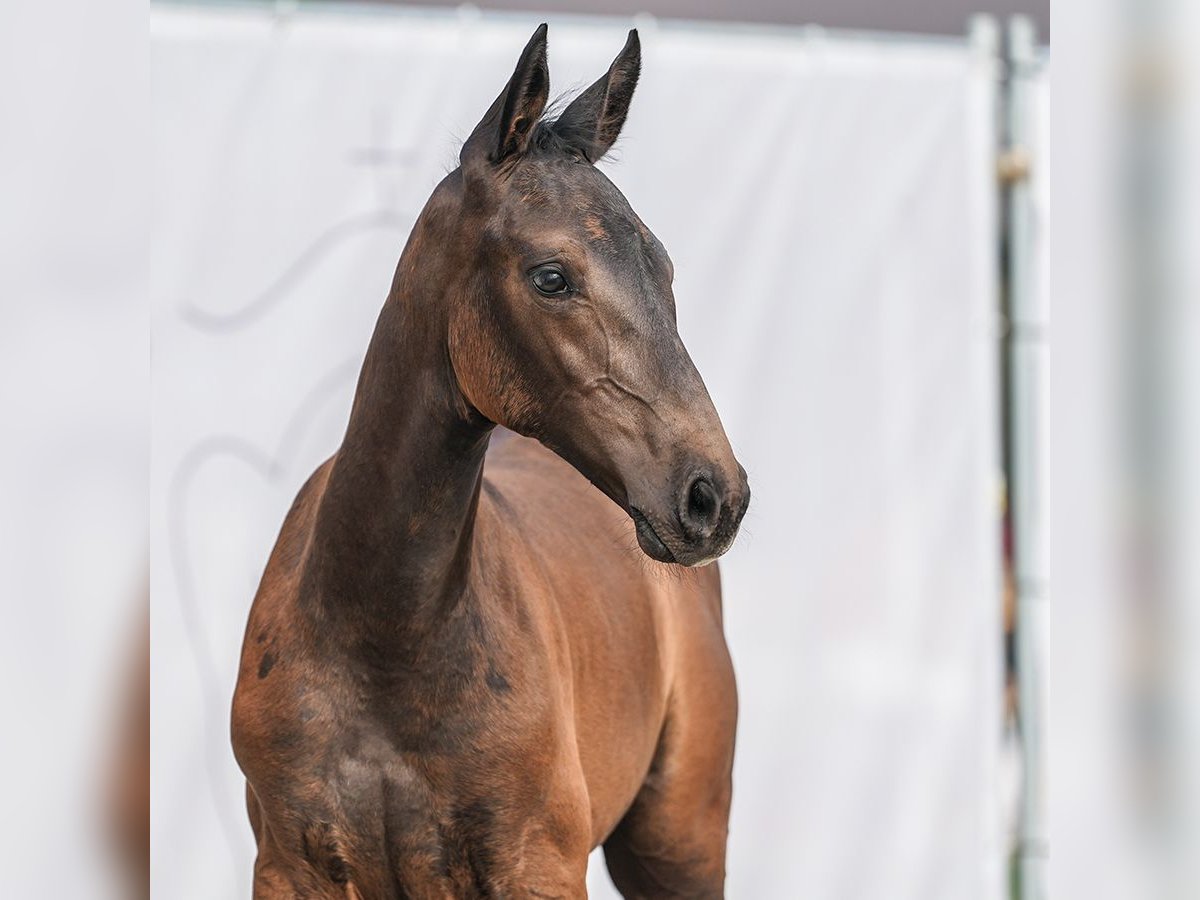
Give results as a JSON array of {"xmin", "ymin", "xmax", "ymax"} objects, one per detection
[
  {"xmin": 148, "ymin": 3, "xmax": 1034, "ymax": 898},
  {"xmin": 6, "ymin": 0, "xmax": 1200, "ymax": 898}
]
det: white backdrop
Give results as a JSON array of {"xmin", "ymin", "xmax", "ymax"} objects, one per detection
[{"xmin": 151, "ymin": 4, "xmax": 1004, "ymax": 898}]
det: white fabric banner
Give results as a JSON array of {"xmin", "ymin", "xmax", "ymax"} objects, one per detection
[{"xmin": 151, "ymin": 5, "xmax": 1003, "ymax": 898}]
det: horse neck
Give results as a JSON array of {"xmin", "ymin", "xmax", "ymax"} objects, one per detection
[{"xmin": 302, "ymin": 237, "xmax": 493, "ymax": 654}]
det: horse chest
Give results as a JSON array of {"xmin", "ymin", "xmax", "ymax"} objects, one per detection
[
  {"xmin": 243, "ymin": 668, "xmax": 583, "ymax": 892},
  {"xmin": 278, "ymin": 746, "xmax": 585, "ymax": 900}
]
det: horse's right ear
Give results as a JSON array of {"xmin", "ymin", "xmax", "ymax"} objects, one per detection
[{"xmin": 461, "ymin": 24, "xmax": 550, "ymax": 172}]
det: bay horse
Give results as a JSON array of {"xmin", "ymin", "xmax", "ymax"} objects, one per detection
[{"xmin": 231, "ymin": 24, "xmax": 749, "ymax": 899}]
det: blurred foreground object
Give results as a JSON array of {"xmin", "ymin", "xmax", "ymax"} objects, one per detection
[
  {"xmin": 0, "ymin": 0, "xmax": 147, "ymax": 896},
  {"xmin": 110, "ymin": 608, "xmax": 150, "ymax": 900},
  {"xmin": 1050, "ymin": 0, "xmax": 1200, "ymax": 898}
]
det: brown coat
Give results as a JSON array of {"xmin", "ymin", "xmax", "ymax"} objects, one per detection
[{"xmin": 231, "ymin": 26, "xmax": 748, "ymax": 899}]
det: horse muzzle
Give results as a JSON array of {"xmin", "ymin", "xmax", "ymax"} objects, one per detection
[{"xmin": 630, "ymin": 464, "xmax": 750, "ymax": 567}]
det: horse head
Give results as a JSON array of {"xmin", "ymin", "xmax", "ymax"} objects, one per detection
[{"xmin": 438, "ymin": 25, "xmax": 749, "ymax": 566}]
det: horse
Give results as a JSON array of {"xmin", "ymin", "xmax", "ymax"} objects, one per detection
[{"xmin": 231, "ymin": 24, "xmax": 750, "ymax": 899}]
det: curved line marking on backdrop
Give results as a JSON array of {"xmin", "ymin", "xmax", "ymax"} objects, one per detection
[
  {"xmin": 180, "ymin": 209, "xmax": 412, "ymax": 334},
  {"xmin": 166, "ymin": 358, "xmax": 359, "ymax": 879}
]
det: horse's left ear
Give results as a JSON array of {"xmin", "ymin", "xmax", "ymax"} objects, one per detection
[
  {"xmin": 462, "ymin": 23, "xmax": 550, "ymax": 169},
  {"xmin": 553, "ymin": 29, "xmax": 641, "ymax": 163}
]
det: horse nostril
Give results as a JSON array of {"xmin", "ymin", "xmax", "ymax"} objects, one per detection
[{"xmin": 683, "ymin": 475, "xmax": 721, "ymax": 538}]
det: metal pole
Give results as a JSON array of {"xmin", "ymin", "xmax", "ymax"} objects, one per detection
[{"xmin": 1004, "ymin": 15, "xmax": 1048, "ymax": 900}]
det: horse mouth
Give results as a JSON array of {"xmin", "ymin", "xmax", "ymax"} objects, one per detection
[{"xmin": 630, "ymin": 508, "xmax": 676, "ymax": 564}]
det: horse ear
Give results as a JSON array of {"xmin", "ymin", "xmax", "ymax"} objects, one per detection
[
  {"xmin": 462, "ymin": 23, "xmax": 550, "ymax": 168},
  {"xmin": 552, "ymin": 29, "xmax": 640, "ymax": 163}
]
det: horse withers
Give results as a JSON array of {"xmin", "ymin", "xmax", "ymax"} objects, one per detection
[{"xmin": 232, "ymin": 24, "xmax": 749, "ymax": 899}]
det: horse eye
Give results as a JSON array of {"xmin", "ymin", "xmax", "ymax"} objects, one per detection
[{"xmin": 531, "ymin": 266, "xmax": 570, "ymax": 297}]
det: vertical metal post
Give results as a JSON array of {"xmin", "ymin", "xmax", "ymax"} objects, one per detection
[{"xmin": 1004, "ymin": 15, "xmax": 1047, "ymax": 900}]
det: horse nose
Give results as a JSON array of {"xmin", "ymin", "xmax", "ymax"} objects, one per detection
[{"xmin": 679, "ymin": 474, "xmax": 722, "ymax": 541}]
